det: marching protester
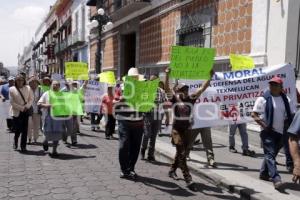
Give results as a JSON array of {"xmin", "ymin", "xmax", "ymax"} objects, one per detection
[
  {"xmin": 164, "ymin": 68, "xmax": 214, "ymax": 191},
  {"xmin": 252, "ymin": 76, "xmax": 296, "ymax": 189},
  {"xmin": 187, "ymin": 128, "xmax": 216, "ymax": 167},
  {"xmin": 9, "ymin": 75, "xmax": 33, "ymax": 152},
  {"xmin": 141, "ymin": 75, "xmax": 167, "ymax": 161},
  {"xmin": 38, "ymin": 80, "xmax": 65, "ymax": 157},
  {"xmin": 288, "ymin": 110, "xmax": 300, "ymax": 184},
  {"xmin": 114, "ymin": 67, "xmax": 144, "ymax": 180},
  {"xmin": 102, "ymin": 85, "xmax": 116, "ymax": 139},
  {"xmin": 228, "ymin": 123, "xmax": 256, "ymax": 157},
  {"xmin": 1, "ymin": 76, "xmax": 15, "ymax": 132},
  {"xmin": 27, "ymin": 77, "xmax": 41, "ymax": 144}
]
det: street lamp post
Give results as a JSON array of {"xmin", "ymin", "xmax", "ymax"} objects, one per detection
[{"xmin": 88, "ymin": 8, "xmax": 113, "ymax": 74}]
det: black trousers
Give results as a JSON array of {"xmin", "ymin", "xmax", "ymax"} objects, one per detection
[
  {"xmin": 91, "ymin": 113, "xmax": 102, "ymax": 127},
  {"xmin": 13, "ymin": 112, "xmax": 29, "ymax": 150},
  {"xmin": 105, "ymin": 114, "xmax": 116, "ymax": 137}
]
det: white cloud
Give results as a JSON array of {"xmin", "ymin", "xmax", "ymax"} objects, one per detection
[{"xmin": 11, "ymin": 6, "xmax": 46, "ymax": 29}]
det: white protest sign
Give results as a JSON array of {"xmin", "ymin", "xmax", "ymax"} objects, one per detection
[
  {"xmin": 181, "ymin": 64, "xmax": 297, "ymax": 128},
  {"xmin": 84, "ymin": 80, "xmax": 107, "ymax": 113}
]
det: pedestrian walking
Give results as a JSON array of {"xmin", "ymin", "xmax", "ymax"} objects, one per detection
[
  {"xmin": 141, "ymin": 76, "xmax": 167, "ymax": 161},
  {"xmin": 252, "ymin": 76, "xmax": 296, "ymax": 189},
  {"xmin": 27, "ymin": 77, "xmax": 41, "ymax": 144},
  {"xmin": 164, "ymin": 68, "xmax": 214, "ymax": 191},
  {"xmin": 9, "ymin": 75, "xmax": 33, "ymax": 152},
  {"xmin": 1, "ymin": 76, "xmax": 15, "ymax": 132},
  {"xmin": 115, "ymin": 67, "xmax": 144, "ymax": 180},
  {"xmin": 287, "ymin": 110, "xmax": 300, "ymax": 184},
  {"xmin": 187, "ymin": 127, "xmax": 216, "ymax": 167},
  {"xmin": 38, "ymin": 81, "xmax": 65, "ymax": 157},
  {"xmin": 228, "ymin": 123, "xmax": 256, "ymax": 156},
  {"xmin": 102, "ymin": 85, "xmax": 116, "ymax": 139}
]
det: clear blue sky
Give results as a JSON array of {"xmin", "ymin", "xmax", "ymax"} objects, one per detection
[{"xmin": 0, "ymin": 0, "xmax": 56, "ymax": 67}]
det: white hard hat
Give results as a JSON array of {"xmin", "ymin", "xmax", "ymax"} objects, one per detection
[{"xmin": 127, "ymin": 68, "xmax": 139, "ymax": 76}]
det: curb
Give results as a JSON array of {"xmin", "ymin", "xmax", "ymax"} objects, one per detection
[{"xmin": 154, "ymin": 142, "xmax": 276, "ymax": 200}]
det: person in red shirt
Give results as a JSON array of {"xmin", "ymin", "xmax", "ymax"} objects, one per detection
[{"xmin": 102, "ymin": 85, "xmax": 116, "ymax": 139}]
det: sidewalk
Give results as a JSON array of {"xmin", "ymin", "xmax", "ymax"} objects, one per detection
[{"xmin": 155, "ymin": 125, "xmax": 300, "ymax": 200}]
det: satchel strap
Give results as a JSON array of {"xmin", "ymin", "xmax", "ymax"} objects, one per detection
[{"xmin": 16, "ymin": 87, "xmax": 27, "ymax": 105}]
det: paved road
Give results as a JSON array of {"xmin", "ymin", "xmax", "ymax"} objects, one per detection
[{"xmin": 0, "ymin": 102, "xmax": 238, "ymax": 200}]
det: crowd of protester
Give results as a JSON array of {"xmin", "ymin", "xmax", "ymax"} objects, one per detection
[{"xmin": 0, "ymin": 67, "xmax": 299, "ymax": 191}]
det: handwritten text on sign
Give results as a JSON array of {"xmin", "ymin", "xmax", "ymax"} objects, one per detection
[{"xmin": 170, "ymin": 46, "xmax": 215, "ymax": 80}]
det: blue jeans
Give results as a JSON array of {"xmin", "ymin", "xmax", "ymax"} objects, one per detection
[
  {"xmin": 141, "ymin": 112, "xmax": 162, "ymax": 157},
  {"xmin": 229, "ymin": 123, "xmax": 249, "ymax": 150},
  {"xmin": 260, "ymin": 130, "xmax": 283, "ymax": 182},
  {"xmin": 118, "ymin": 120, "xmax": 144, "ymax": 173}
]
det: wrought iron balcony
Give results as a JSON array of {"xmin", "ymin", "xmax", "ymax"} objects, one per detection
[{"xmin": 111, "ymin": 0, "xmax": 151, "ymax": 21}]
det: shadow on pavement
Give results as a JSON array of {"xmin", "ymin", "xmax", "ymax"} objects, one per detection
[
  {"xmin": 137, "ymin": 176, "xmax": 195, "ymax": 197},
  {"xmin": 50, "ymin": 153, "xmax": 96, "ymax": 160},
  {"xmin": 145, "ymin": 160, "xmax": 171, "ymax": 167},
  {"xmin": 77, "ymin": 133, "xmax": 102, "ymax": 138},
  {"xmin": 66, "ymin": 143, "xmax": 98, "ymax": 149},
  {"xmin": 19, "ymin": 150, "xmax": 46, "ymax": 156},
  {"xmin": 195, "ymin": 182, "xmax": 240, "ymax": 200},
  {"xmin": 277, "ymin": 182, "xmax": 300, "ymax": 194}
]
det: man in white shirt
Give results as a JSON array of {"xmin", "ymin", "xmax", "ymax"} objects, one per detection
[{"xmin": 252, "ymin": 76, "xmax": 295, "ymax": 190}]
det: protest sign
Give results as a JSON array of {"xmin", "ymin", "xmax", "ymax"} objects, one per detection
[
  {"xmin": 99, "ymin": 71, "xmax": 116, "ymax": 85},
  {"xmin": 84, "ymin": 80, "xmax": 107, "ymax": 113},
  {"xmin": 230, "ymin": 54, "xmax": 255, "ymax": 71},
  {"xmin": 123, "ymin": 77, "xmax": 159, "ymax": 112},
  {"xmin": 65, "ymin": 62, "xmax": 89, "ymax": 80},
  {"xmin": 180, "ymin": 64, "xmax": 297, "ymax": 128},
  {"xmin": 39, "ymin": 85, "xmax": 50, "ymax": 93},
  {"xmin": 49, "ymin": 91, "xmax": 84, "ymax": 116},
  {"xmin": 170, "ymin": 46, "xmax": 215, "ymax": 80}
]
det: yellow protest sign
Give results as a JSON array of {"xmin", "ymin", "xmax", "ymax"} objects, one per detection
[
  {"xmin": 99, "ymin": 71, "xmax": 116, "ymax": 85},
  {"xmin": 230, "ymin": 54, "xmax": 255, "ymax": 71},
  {"xmin": 65, "ymin": 62, "xmax": 89, "ymax": 80}
]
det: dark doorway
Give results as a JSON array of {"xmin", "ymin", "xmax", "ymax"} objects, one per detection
[{"xmin": 122, "ymin": 33, "xmax": 136, "ymax": 76}]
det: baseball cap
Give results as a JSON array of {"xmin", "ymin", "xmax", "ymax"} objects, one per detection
[{"xmin": 269, "ymin": 76, "xmax": 283, "ymax": 85}]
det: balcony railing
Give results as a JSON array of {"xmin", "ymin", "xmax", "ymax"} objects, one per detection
[
  {"xmin": 111, "ymin": 0, "xmax": 151, "ymax": 21},
  {"xmin": 72, "ymin": 32, "xmax": 85, "ymax": 46}
]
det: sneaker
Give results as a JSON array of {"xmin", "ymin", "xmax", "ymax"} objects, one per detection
[
  {"xmin": 168, "ymin": 171, "xmax": 179, "ymax": 180},
  {"xmin": 259, "ymin": 174, "xmax": 272, "ymax": 182},
  {"xmin": 229, "ymin": 146, "xmax": 238, "ymax": 153},
  {"xmin": 20, "ymin": 148, "xmax": 27, "ymax": 153},
  {"xmin": 141, "ymin": 149, "xmax": 146, "ymax": 160},
  {"xmin": 105, "ymin": 136, "xmax": 110, "ymax": 140},
  {"xmin": 128, "ymin": 171, "xmax": 138, "ymax": 180},
  {"xmin": 96, "ymin": 126, "xmax": 100, "ymax": 130},
  {"xmin": 91, "ymin": 127, "xmax": 96, "ymax": 131},
  {"xmin": 147, "ymin": 156, "xmax": 156, "ymax": 162},
  {"xmin": 243, "ymin": 149, "xmax": 256, "ymax": 157},
  {"xmin": 120, "ymin": 171, "xmax": 130, "ymax": 179},
  {"xmin": 50, "ymin": 152, "xmax": 59, "ymax": 158},
  {"xmin": 187, "ymin": 181, "xmax": 197, "ymax": 192},
  {"xmin": 72, "ymin": 142, "xmax": 78, "ymax": 146},
  {"xmin": 43, "ymin": 142, "xmax": 49, "ymax": 152},
  {"xmin": 274, "ymin": 180, "xmax": 283, "ymax": 190},
  {"xmin": 208, "ymin": 158, "xmax": 217, "ymax": 168}
]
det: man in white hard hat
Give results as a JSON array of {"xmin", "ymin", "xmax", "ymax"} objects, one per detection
[{"xmin": 114, "ymin": 67, "xmax": 144, "ymax": 180}]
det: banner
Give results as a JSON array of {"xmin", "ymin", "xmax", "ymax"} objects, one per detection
[
  {"xmin": 170, "ymin": 46, "xmax": 215, "ymax": 80},
  {"xmin": 99, "ymin": 71, "xmax": 116, "ymax": 85},
  {"xmin": 230, "ymin": 54, "xmax": 255, "ymax": 71},
  {"xmin": 84, "ymin": 80, "xmax": 107, "ymax": 113},
  {"xmin": 123, "ymin": 77, "xmax": 159, "ymax": 112},
  {"xmin": 49, "ymin": 91, "xmax": 84, "ymax": 116},
  {"xmin": 180, "ymin": 64, "xmax": 297, "ymax": 128},
  {"xmin": 65, "ymin": 62, "xmax": 89, "ymax": 80}
]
